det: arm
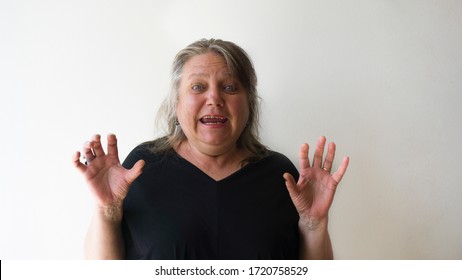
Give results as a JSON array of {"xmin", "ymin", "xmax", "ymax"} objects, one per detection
[
  {"xmin": 283, "ymin": 136, "xmax": 349, "ymax": 260},
  {"xmin": 73, "ymin": 134, "xmax": 144, "ymax": 259},
  {"xmin": 297, "ymin": 216, "xmax": 333, "ymax": 259},
  {"xmin": 84, "ymin": 202, "xmax": 125, "ymax": 259}
]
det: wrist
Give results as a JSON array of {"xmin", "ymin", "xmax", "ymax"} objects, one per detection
[
  {"xmin": 298, "ymin": 217, "xmax": 333, "ymax": 260},
  {"xmin": 298, "ymin": 215, "xmax": 329, "ymax": 232},
  {"xmin": 96, "ymin": 200, "xmax": 124, "ymax": 223}
]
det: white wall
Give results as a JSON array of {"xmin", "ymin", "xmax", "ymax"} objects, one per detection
[{"xmin": 1, "ymin": 0, "xmax": 461, "ymax": 259}]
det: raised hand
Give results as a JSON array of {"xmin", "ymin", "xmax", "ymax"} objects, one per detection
[
  {"xmin": 283, "ymin": 136, "xmax": 349, "ymax": 228},
  {"xmin": 72, "ymin": 134, "xmax": 145, "ymax": 210}
]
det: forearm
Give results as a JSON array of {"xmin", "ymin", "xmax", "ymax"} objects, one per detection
[
  {"xmin": 84, "ymin": 202, "xmax": 125, "ymax": 259},
  {"xmin": 298, "ymin": 218, "xmax": 333, "ymax": 260}
]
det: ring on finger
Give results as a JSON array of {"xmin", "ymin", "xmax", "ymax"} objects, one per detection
[{"xmin": 83, "ymin": 155, "xmax": 95, "ymax": 165}]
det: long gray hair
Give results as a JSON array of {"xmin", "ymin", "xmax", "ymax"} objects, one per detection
[{"xmin": 150, "ymin": 38, "xmax": 268, "ymax": 162}]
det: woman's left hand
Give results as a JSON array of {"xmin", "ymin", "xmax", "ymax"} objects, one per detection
[{"xmin": 283, "ymin": 136, "xmax": 349, "ymax": 229}]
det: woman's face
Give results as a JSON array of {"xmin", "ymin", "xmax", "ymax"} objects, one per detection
[{"xmin": 176, "ymin": 52, "xmax": 249, "ymax": 156}]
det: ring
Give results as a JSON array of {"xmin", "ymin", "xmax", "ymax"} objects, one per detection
[
  {"xmin": 83, "ymin": 155, "xmax": 95, "ymax": 165},
  {"xmin": 323, "ymin": 167, "xmax": 331, "ymax": 172}
]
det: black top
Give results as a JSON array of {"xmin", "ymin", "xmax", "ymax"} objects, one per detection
[{"xmin": 121, "ymin": 143, "xmax": 300, "ymax": 259}]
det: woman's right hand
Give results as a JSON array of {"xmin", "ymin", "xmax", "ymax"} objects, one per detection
[{"xmin": 72, "ymin": 134, "xmax": 145, "ymax": 214}]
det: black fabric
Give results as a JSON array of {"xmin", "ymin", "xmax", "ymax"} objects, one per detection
[{"xmin": 121, "ymin": 143, "xmax": 300, "ymax": 259}]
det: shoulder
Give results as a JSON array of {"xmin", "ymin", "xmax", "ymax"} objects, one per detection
[
  {"xmin": 267, "ymin": 150, "xmax": 292, "ymax": 161},
  {"xmin": 253, "ymin": 150, "xmax": 298, "ymax": 175},
  {"xmin": 264, "ymin": 150, "xmax": 295, "ymax": 165},
  {"xmin": 122, "ymin": 137, "xmax": 172, "ymax": 169}
]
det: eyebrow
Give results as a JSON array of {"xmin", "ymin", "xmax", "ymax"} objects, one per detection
[
  {"xmin": 187, "ymin": 72, "xmax": 233, "ymax": 79},
  {"xmin": 188, "ymin": 73, "xmax": 208, "ymax": 79}
]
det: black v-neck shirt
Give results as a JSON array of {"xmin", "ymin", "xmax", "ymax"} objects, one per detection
[{"xmin": 121, "ymin": 143, "xmax": 300, "ymax": 259}]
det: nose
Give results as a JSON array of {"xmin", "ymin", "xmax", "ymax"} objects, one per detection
[{"xmin": 206, "ymin": 85, "xmax": 224, "ymax": 107}]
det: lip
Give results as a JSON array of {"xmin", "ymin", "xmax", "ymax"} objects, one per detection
[{"xmin": 199, "ymin": 114, "xmax": 229, "ymax": 126}]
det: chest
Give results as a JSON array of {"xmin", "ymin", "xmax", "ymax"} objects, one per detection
[{"xmin": 121, "ymin": 153, "xmax": 299, "ymax": 259}]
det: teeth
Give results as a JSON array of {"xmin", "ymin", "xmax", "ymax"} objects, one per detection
[
  {"xmin": 202, "ymin": 116, "xmax": 226, "ymax": 119},
  {"xmin": 200, "ymin": 115, "xmax": 227, "ymax": 125}
]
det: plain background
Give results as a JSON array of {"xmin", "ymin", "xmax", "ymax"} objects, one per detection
[{"xmin": 1, "ymin": 0, "xmax": 461, "ymax": 259}]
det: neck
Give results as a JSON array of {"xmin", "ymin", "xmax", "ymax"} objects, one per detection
[{"xmin": 175, "ymin": 140, "xmax": 247, "ymax": 181}]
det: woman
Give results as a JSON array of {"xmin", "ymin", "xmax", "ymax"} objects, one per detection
[{"xmin": 72, "ymin": 39, "xmax": 349, "ymax": 259}]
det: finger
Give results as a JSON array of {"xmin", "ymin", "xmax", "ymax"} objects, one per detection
[
  {"xmin": 299, "ymin": 143, "xmax": 310, "ymax": 169},
  {"xmin": 126, "ymin": 159, "xmax": 145, "ymax": 184},
  {"xmin": 72, "ymin": 151, "xmax": 86, "ymax": 172},
  {"xmin": 322, "ymin": 142, "xmax": 336, "ymax": 172},
  {"xmin": 107, "ymin": 134, "xmax": 119, "ymax": 158},
  {"xmin": 312, "ymin": 136, "xmax": 326, "ymax": 168},
  {"xmin": 91, "ymin": 134, "xmax": 105, "ymax": 157},
  {"xmin": 332, "ymin": 156, "xmax": 350, "ymax": 183},
  {"xmin": 283, "ymin": 172, "xmax": 300, "ymax": 199},
  {"xmin": 83, "ymin": 141, "xmax": 95, "ymax": 161}
]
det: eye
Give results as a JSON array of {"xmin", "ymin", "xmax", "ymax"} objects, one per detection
[
  {"xmin": 224, "ymin": 84, "xmax": 238, "ymax": 93},
  {"xmin": 191, "ymin": 84, "xmax": 205, "ymax": 92}
]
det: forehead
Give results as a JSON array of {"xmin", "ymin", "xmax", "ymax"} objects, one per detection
[{"xmin": 182, "ymin": 52, "xmax": 232, "ymax": 77}]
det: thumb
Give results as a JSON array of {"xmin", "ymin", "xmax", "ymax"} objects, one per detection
[
  {"xmin": 125, "ymin": 159, "xmax": 145, "ymax": 184},
  {"xmin": 283, "ymin": 172, "xmax": 299, "ymax": 199}
]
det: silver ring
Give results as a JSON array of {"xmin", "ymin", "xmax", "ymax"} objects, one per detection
[{"xmin": 83, "ymin": 155, "xmax": 95, "ymax": 165}]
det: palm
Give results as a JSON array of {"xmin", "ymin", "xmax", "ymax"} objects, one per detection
[
  {"xmin": 85, "ymin": 157, "xmax": 132, "ymax": 206},
  {"xmin": 284, "ymin": 136, "xmax": 349, "ymax": 224},
  {"xmin": 73, "ymin": 134, "xmax": 144, "ymax": 208}
]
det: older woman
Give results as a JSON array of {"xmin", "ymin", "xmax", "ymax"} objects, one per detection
[{"xmin": 73, "ymin": 39, "xmax": 349, "ymax": 260}]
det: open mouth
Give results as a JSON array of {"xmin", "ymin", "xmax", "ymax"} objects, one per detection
[{"xmin": 200, "ymin": 115, "xmax": 228, "ymax": 125}]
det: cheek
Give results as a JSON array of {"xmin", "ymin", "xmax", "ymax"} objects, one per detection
[
  {"xmin": 177, "ymin": 96, "xmax": 200, "ymax": 122},
  {"xmin": 231, "ymin": 100, "xmax": 250, "ymax": 127}
]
